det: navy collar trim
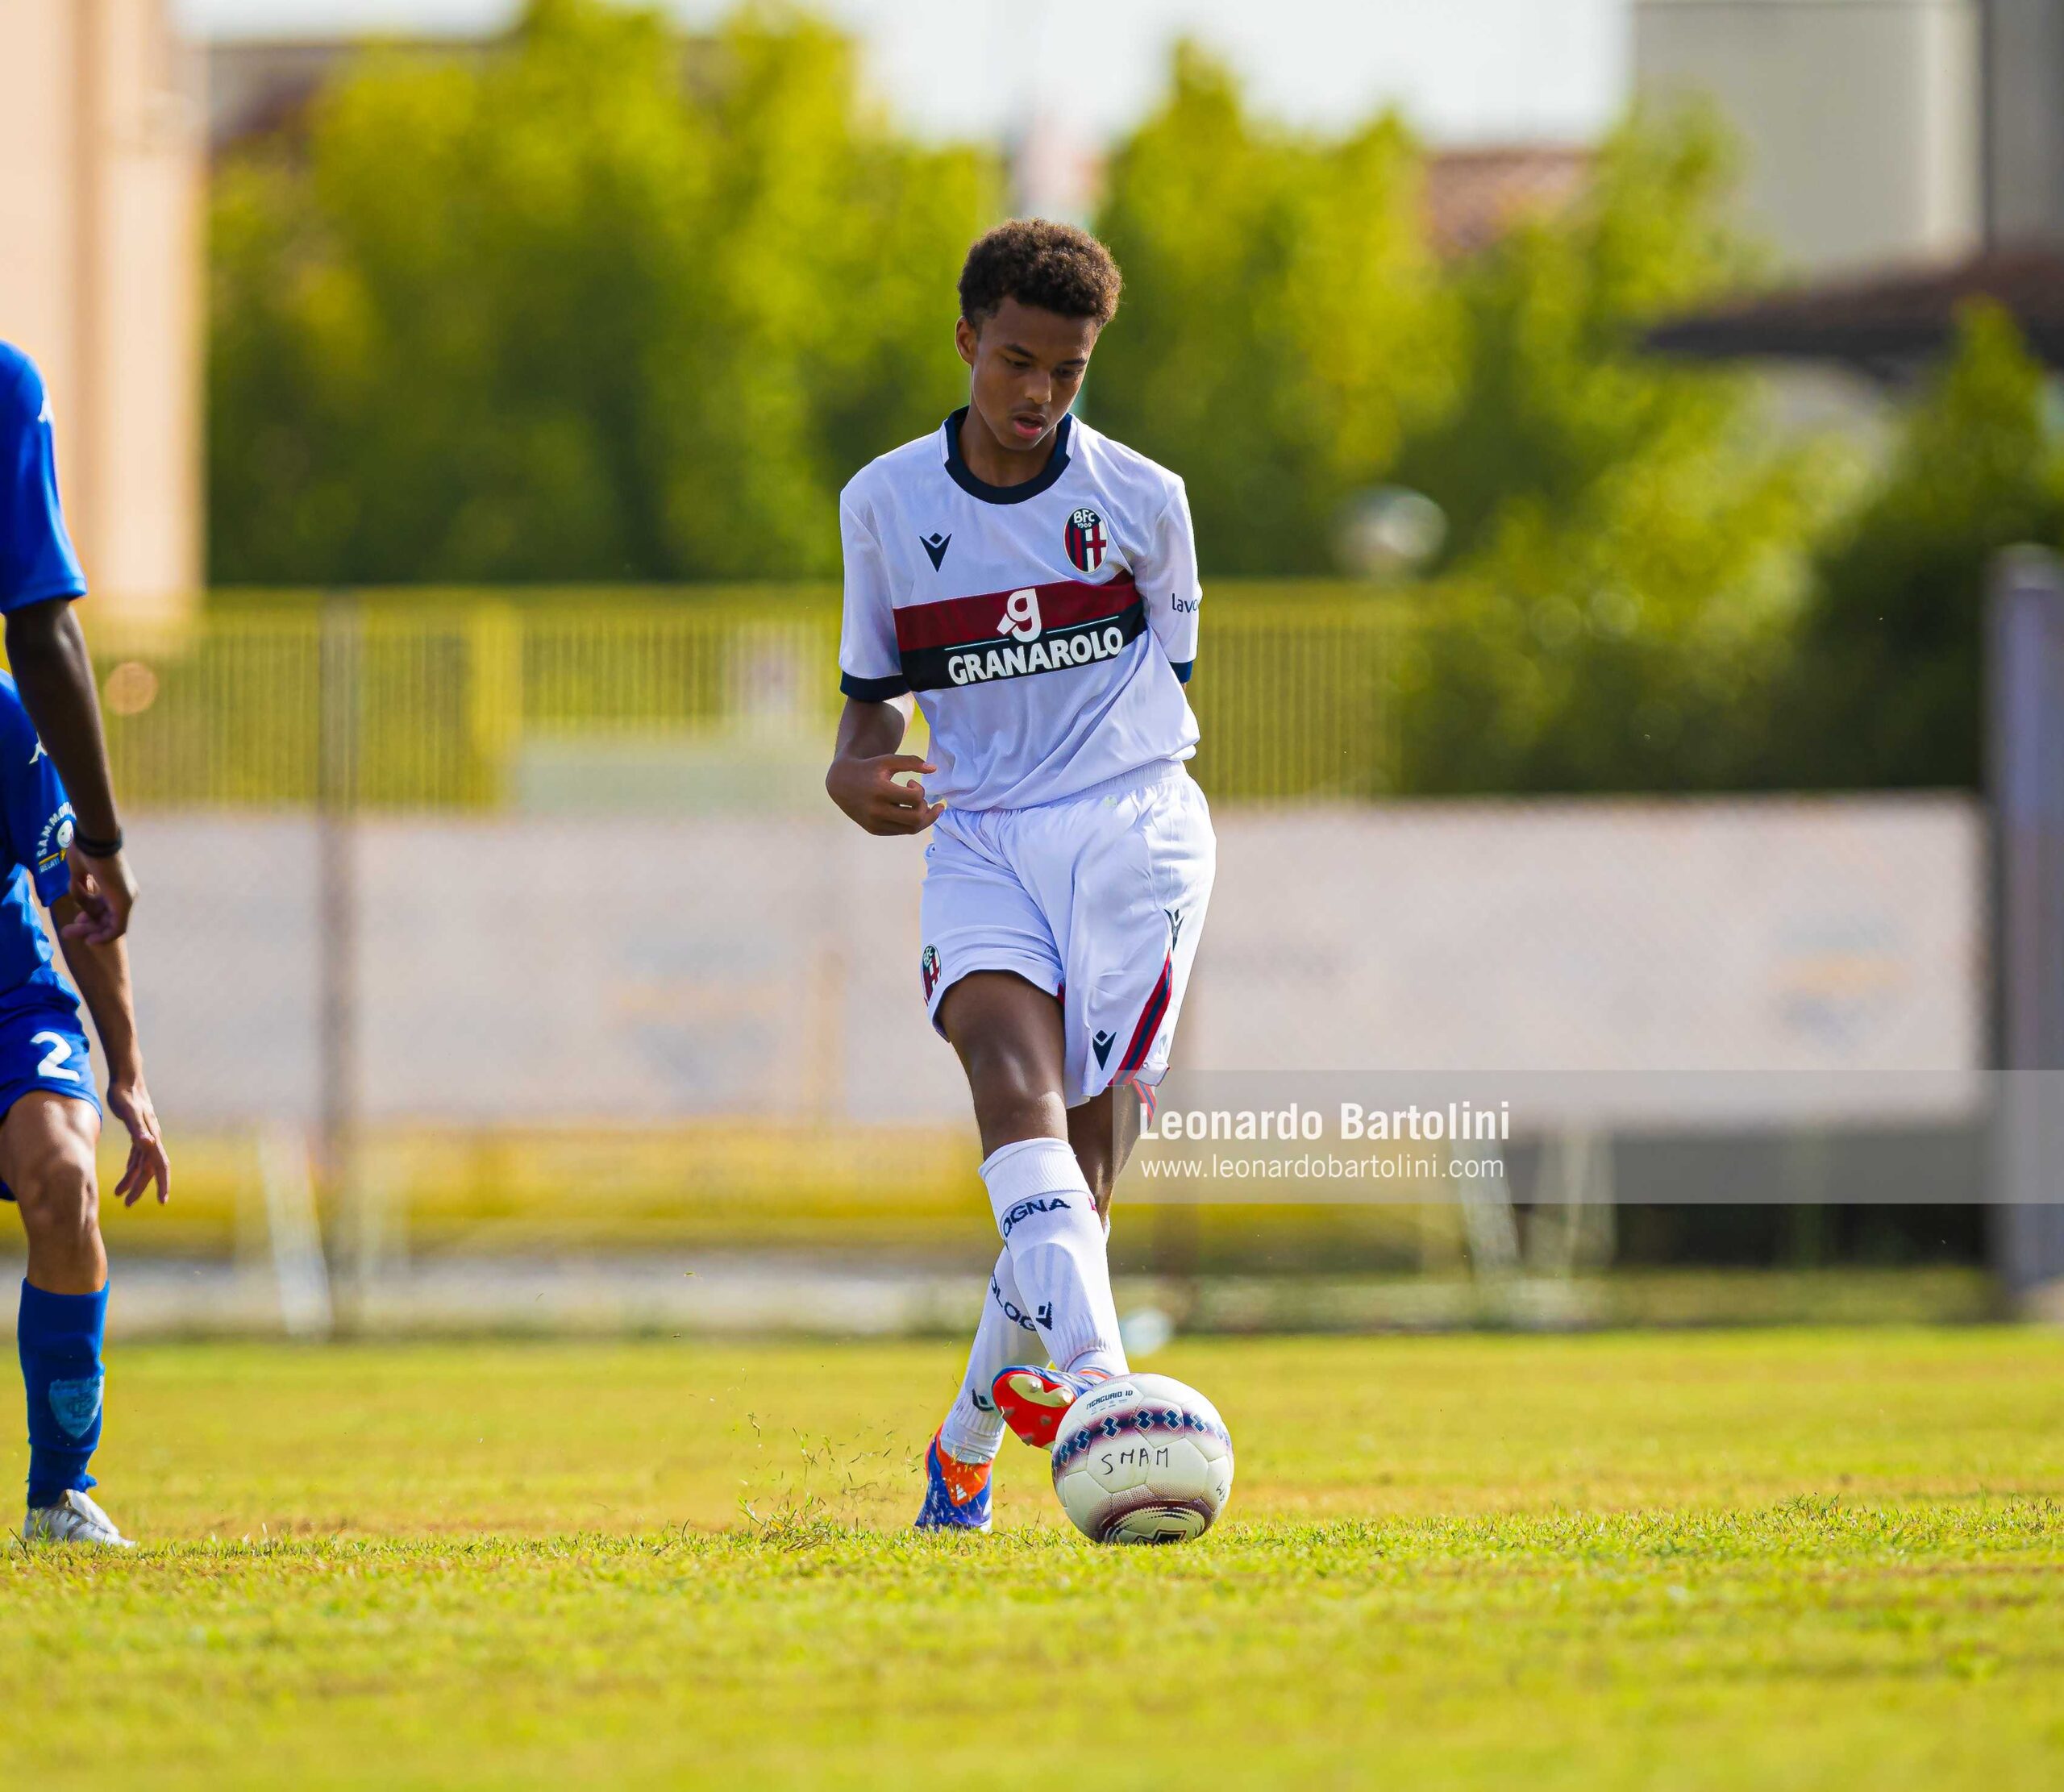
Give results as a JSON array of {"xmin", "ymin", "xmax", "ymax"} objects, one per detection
[{"xmin": 942, "ymin": 406, "xmax": 1073, "ymax": 505}]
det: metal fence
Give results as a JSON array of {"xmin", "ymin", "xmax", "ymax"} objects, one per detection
[{"xmin": 90, "ymin": 587, "xmax": 1406, "ymax": 814}]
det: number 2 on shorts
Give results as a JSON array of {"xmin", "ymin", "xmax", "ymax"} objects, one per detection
[{"xmin": 31, "ymin": 1030, "xmax": 81, "ymax": 1083}]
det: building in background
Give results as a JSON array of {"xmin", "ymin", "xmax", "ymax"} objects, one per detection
[
  {"xmin": 1646, "ymin": 241, "xmax": 2064, "ymax": 377},
  {"xmin": 1421, "ymin": 146, "xmax": 1594, "ymax": 257},
  {"xmin": 1634, "ymin": 0, "xmax": 1985, "ymax": 274},
  {"xmin": 0, "ymin": 0, "xmax": 204, "ymax": 627},
  {"xmin": 1635, "ymin": 0, "xmax": 2064, "ymax": 276},
  {"xmin": 1633, "ymin": 0, "xmax": 2064, "ymax": 444},
  {"xmin": 1984, "ymin": 0, "xmax": 2064, "ymax": 242}
]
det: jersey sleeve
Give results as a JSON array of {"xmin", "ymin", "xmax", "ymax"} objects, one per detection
[
  {"xmin": 0, "ymin": 353, "xmax": 88, "ymax": 613},
  {"xmin": 1138, "ymin": 480, "xmax": 1201, "ymax": 683},
  {"xmin": 0, "ymin": 684, "xmax": 73, "ymax": 907},
  {"xmin": 838, "ymin": 492, "xmax": 909, "ymax": 701}
]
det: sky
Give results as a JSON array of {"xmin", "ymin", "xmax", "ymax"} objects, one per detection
[{"xmin": 176, "ymin": 0, "xmax": 1630, "ymax": 147}]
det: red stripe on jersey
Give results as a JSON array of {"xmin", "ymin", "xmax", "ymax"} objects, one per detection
[{"xmin": 893, "ymin": 576, "xmax": 1138, "ymax": 652}]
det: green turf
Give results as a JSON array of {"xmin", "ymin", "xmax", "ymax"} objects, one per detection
[{"xmin": 3, "ymin": 1330, "xmax": 2062, "ymax": 1789}]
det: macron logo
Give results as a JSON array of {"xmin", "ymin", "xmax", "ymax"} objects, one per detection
[{"xmin": 920, "ymin": 531, "xmax": 951, "ymax": 571}]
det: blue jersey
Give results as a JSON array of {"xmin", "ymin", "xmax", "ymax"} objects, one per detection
[
  {"xmin": 0, "ymin": 674, "xmax": 77, "ymax": 1016},
  {"xmin": 1, "ymin": 344, "xmax": 88, "ymax": 613}
]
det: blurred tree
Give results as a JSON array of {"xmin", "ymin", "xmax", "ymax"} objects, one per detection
[
  {"xmin": 1771, "ymin": 305, "xmax": 2064, "ymax": 790},
  {"xmin": 1391, "ymin": 106, "xmax": 1765, "ymax": 569},
  {"xmin": 208, "ymin": 0, "xmax": 994, "ymax": 584},
  {"xmin": 1090, "ymin": 45, "xmax": 1458, "ymax": 575},
  {"xmin": 207, "ymin": 10, "xmax": 2058, "ymax": 805},
  {"xmin": 1381, "ymin": 110, "xmax": 1852, "ymax": 793},
  {"xmin": 1092, "ymin": 80, "xmax": 1854, "ymax": 792}
]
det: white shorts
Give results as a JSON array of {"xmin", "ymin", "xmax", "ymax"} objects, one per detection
[{"xmin": 919, "ymin": 760, "xmax": 1214, "ymax": 1105}]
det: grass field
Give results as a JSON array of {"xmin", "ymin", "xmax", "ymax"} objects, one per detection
[{"xmin": 3, "ymin": 1328, "xmax": 2062, "ymax": 1789}]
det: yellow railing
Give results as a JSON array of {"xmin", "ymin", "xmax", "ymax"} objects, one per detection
[{"xmin": 87, "ymin": 584, "xmax": 1406, "ymax": 811}]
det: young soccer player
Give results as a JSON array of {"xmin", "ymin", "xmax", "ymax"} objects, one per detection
[
  {"xmin": 0, "ymin": 664, "xmax": 169, "ymax": 1545},
  {"xmin": 826, "ymin": 220, "xmax": 1213, "ymax": 1531},
  {"xmin": 0, "ymin": 342, "xmax": 169, "ymax": 1545}
]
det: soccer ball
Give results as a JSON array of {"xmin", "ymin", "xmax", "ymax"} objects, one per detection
[{"xmin": 1050, "ymin": 1374, "xmax": 1234, "ymax": 1545}]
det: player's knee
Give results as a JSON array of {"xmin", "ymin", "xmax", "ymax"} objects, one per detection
[
  {"xmin": 962, "ymin": 1040, "xmax": 1061, "ymax": 1138},
  {"xmin": 14, "ymin": 1148, "xmax": 99, "ymax": 1252}
]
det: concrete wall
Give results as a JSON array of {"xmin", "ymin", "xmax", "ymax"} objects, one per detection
[
  {"xmin": 108, "ymin": 796, "xmax": 1983, "ymax": 1133},
  {"xmin": 0, "ymin": 0, "xmax": 202, "ymax": 626},
  {"xmin": 1635, "ymin": 0, "xmax": 1983, "ymax": 272}
]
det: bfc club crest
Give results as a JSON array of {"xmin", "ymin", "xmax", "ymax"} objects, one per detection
[
  {"xmin": 921, "ymin": 943, "xmax": 942, "ymax": 1001},
  {"xmin": 1065, "ymin": 507, "xmax": 1108, "ymax": 573}
]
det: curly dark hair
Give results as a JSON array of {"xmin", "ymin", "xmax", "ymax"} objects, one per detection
[{"xmin": 958, "ymin": 219, "xmax": 1122, "ymax": 329}]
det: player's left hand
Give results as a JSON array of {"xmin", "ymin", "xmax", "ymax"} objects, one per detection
[{"xmin": 106, "ymin": 1077, "xmax": 170, "ymax": 1208}]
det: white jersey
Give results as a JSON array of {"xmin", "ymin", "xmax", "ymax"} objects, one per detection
[{"xmin": 838, "ymin": 408, "xmax": 1201, "ymax": 812}]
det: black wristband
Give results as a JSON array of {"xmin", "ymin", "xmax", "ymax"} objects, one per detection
[{"xmin": 73, "ymin": 829, "xmax": 123, "ymax": 858}]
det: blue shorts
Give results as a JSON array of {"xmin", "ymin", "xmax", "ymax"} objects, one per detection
[{"xmin": 0, "ymin": 1001, "xmax": 99, "ymax": 1203}]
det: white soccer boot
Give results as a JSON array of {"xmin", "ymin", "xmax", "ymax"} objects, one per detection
[{"xmin": 23, "ymin": 1488, "xmax": 133, "ymax": 1547}]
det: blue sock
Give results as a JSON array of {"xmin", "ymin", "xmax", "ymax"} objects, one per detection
[{"xmin": 19, "ymin": 1280, "xmax": 106, "ymax": 1508}]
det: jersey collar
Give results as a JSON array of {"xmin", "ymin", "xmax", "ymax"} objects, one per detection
[{"xmin": 942, "ymin": 406, "xmax": 1074, "ymax": 505}]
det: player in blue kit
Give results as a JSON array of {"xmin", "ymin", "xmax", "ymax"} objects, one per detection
[
  {"xmin": 0, "ymin": 671, "xmax": 169, "ymax": 1545},
  {"xmin": 1, "ymin": 342, "xmax": 167, "ymax": 1545}
]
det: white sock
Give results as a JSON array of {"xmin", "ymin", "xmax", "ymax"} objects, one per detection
[
  {"xmin": 981, "ymin": 1137, "xmax": 1127, "ymax": 1380},
  {"xmin": 938, "ymin": 1249, "xmax": 1032, "ymax": 1465}
]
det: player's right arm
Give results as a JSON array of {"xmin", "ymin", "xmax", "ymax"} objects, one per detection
[
  {"xmin": 0, "ymin": 669, "xmax": 166, "ymax": 1207},
  {"xmin": 826, "ymin": 485, "xmax": 943, "ymax": 836},
  {"xmin": 826, "ymin": 693, "xmax": 941, "ymax": 835},
  {"xmin": 7, "ymin": 600, "xmax": 131, "ymax": 941},
  {"xmin": 0, "ymin": 347, "xmax": 135, "ymax": 945}
]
